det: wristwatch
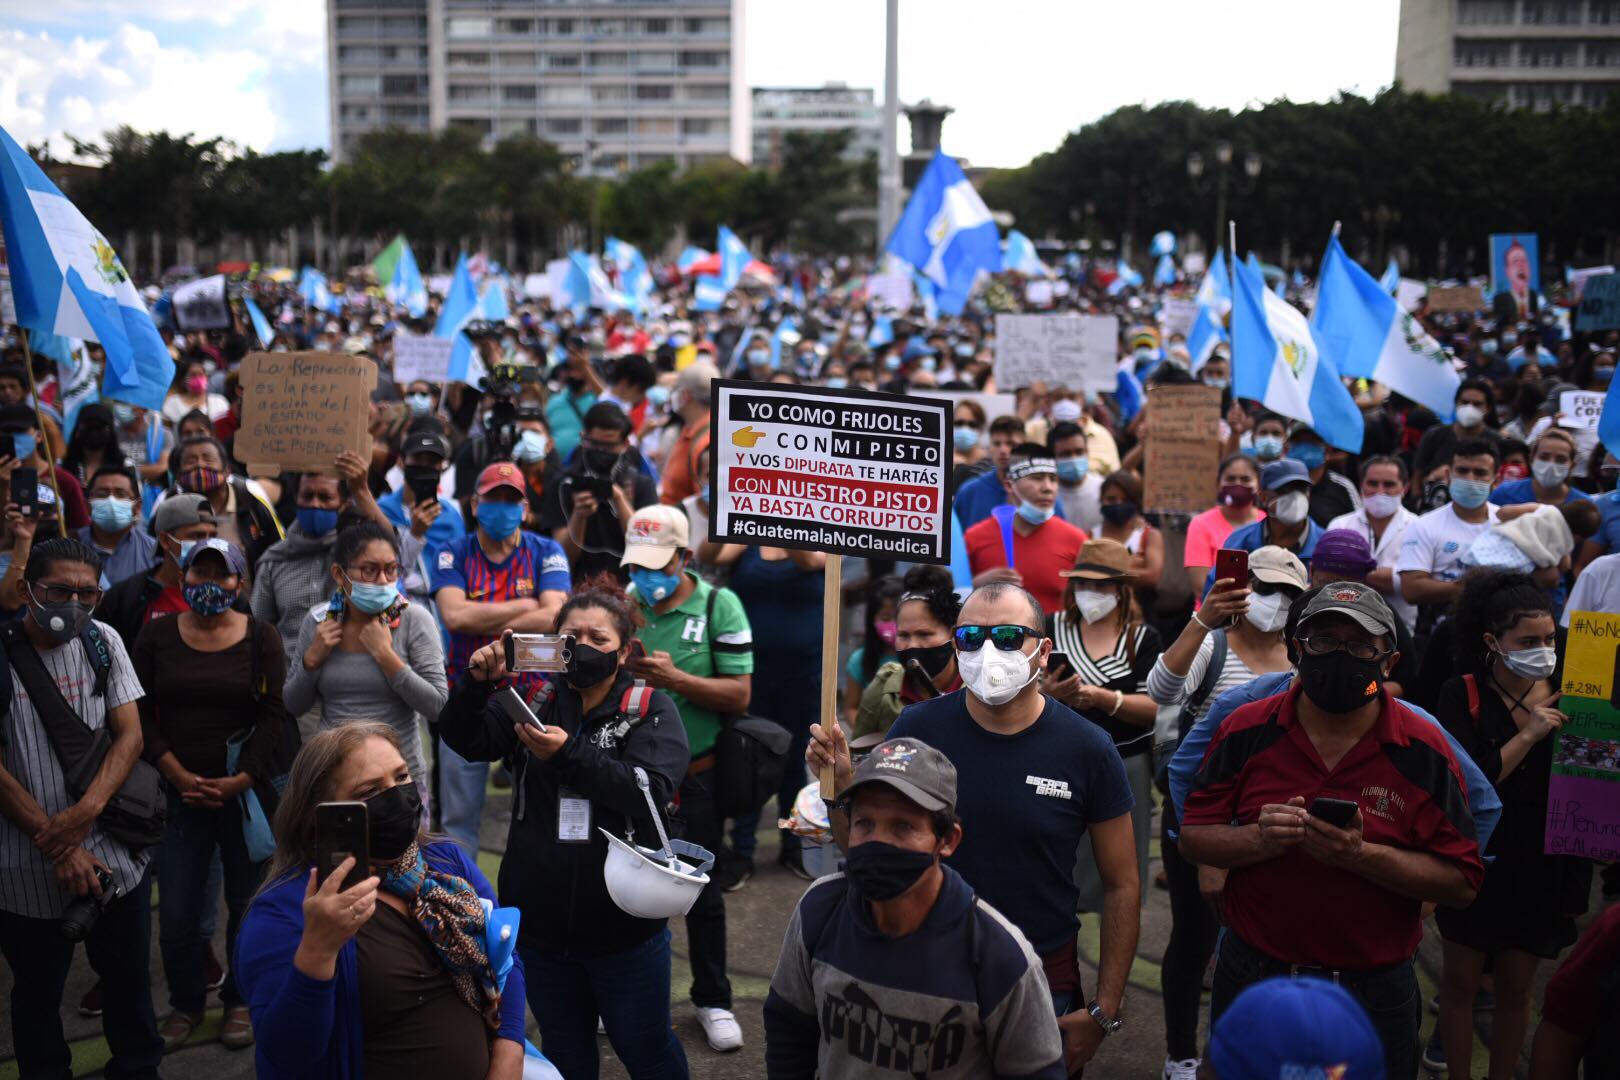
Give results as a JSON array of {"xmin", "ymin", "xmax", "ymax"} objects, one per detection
[{"xmin": 1087, "ymin": 1001, "xmax": 1124, "ymax": 1036}]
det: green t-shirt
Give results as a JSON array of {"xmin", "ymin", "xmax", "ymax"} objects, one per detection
[{"xmin": 633, "ymin": 572, "xmax": 754, "ymax": 756}]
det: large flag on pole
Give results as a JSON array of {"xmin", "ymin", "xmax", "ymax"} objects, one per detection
[
  {"xmin": 604, "ymin": 236, "xmax": 652, "ymax": 314},
  {"xmin": 0, "ymin": 124, "xmax": 174, "ymax": 412},
  {"xmin": 1187, "ymin": 304, "xmax": 1227, "ymax": 373},
  {"xmin": 388, "ymin": 238, "xmax": 428, "ymax": 318},
  {"xmin": 243, "ymin": 295, "xmax": 275, "ymax": 349},
  {"xmin": 718, "ymin": 226, "xmax": 752, "ymax": 291},
  {"xmin": 433, "ymin": 254, "xmax": 485, "ymax": 386},
  {"xmin": 1311, "ymin": 234, "xmax": 1460, "ymax": 421},
  {"xmin": 1196, "ymin": 247, "xmax": 1232, "ymax": 313},
  {"xmin": 1231, "ymin": 254, "xmax": 1363, "ymax": 452},
  {"xmin": 885, "ymin": 149, "xmax": 1001, "ymax": 315}
]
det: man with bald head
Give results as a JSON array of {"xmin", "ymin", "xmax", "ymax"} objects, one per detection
[{"xmin": 808, "ymin": 582, "xmax": 1140, "ymax": 1076}]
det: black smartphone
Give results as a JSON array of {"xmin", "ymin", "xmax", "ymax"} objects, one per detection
[
  {"xmin": 314, "ymin": 801, "xmax": 369, "ymax": 890},
  {"xmin": 1308, "ymin": 796, "xmax": 1360, "ymax": 829},
  {"xmin": 405, "ymin": 470, "xmax": 439, "ymax": 504},
  {"xmin": 10, "ymin": 467, "xmax": 37, "ymax": 518},
  {"xmin": 1047, "ymin": 651, "xmax": 1074, "ymax": 682},
  {"xmin": 0, "ymin": 433, "xmax": 13, "ymax": 461}
]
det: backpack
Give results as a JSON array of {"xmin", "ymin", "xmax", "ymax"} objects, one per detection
[{"xmin": 703, "ymin": 585, "xmax": 790, "ymax": 818}]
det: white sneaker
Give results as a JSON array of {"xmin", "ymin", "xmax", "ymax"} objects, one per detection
[
  {"xmin": 1163, "ymin": 1057, "xmax": 1200, "ymax": 1080},
  {"xmin": 695, "ymin": 1006, "xmax": 744, "ymax": 1052}
]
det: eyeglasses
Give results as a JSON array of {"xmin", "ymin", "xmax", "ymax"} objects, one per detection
[
  {"xmin": 345, "ymin": 563, "xmax": 401, "ymax": 583},
  {"xmin": 1296, "ymin": 634, "xmax": 1391, "ymax": 662},
  {"xmin": 29, "ymin": 582, "xmax": 102, "ymax": 606},
  {"xmin": 953, "ymin": 624, "xmax": 1043, "ymax": 652}
]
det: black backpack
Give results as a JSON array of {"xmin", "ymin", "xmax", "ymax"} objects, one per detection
[{"xmin": 703, "ymin": 586, "xmax": 791, "ymax": 818}]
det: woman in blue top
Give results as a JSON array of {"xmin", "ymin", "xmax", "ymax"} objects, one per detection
[{"xmin": 235, "ymin": 722, "xmax": 527, "ymax": 1080}]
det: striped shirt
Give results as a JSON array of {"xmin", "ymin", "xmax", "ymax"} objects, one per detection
[
  {"xmin": 0, "ymin": 620, "xmax": 148, "ymax": 919},
  {"xmin": 1048, "ymin": 613, "xmax": 1160, "ymax": 753},
  {"xmin": 430, "ymin": 531, "xmax": 571, "ymax": 686},
  {"xmin": 1147, "ymin": 633, "xmax": 1264, "ymax": 728}
]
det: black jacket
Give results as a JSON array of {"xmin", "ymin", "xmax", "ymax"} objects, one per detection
[
  {"xmin": 437, "ymin": 668, "xmax": 689, "ymax": 957},
  {"xmin": 95, "ymin": 564, "xmax": 166, "ymax": 653}
]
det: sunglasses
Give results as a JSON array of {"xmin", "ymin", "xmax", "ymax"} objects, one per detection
[{"xmin": 953, "ymin": 624, "xmax": 1043, "ymax": 652}]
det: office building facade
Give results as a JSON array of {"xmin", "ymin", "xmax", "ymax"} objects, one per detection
[
  {"xmin": 1397, "ymin": 0, "xmax": 1620, "ymax": 108},
  {"xmin": 750, "ymin": 83, "xmax": 882, "ymax": 169}
]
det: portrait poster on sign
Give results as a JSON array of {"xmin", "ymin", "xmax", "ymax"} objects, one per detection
[
  {"xmin": 1545, "ymin": 610, "xmax": 1620, "ymax": 861},
  {"xmin": 1489, "ymin": 233, "xmax": 1540, "ymax": 314}
]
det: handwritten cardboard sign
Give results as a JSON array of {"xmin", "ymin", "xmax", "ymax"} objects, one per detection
[
  {"xmin": 1426, "ymin": 285, "xmax": 1485, "ymax": 314},
  {"xmin": 1143, "ymin": 384, "xmax": 1223, "ymax": 515},
  {"xmin": 1560, "ymin": 390, "xmax": 1606, "ymax": 431},
  {"xmin": 993, "ymin": 313, "xmax": 1118, "ymax": 393},
  {"xmin": 234, "ymin": 351, "xmax": 377, "ymax": 473},
  {"xmin": 1545, "ymin": 610, "xmax": 1620, "ymax": 860}
]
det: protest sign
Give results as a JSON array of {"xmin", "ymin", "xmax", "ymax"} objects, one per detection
[
  {"xmin": 1024, "ymin": 280, "xmax": 1055, "ymax": 307},
  {"xmin": 993, "ymin": 313, "xmax": 1118, "ymax": 393},
  {"xmin": 1142, "ymin": 384, "xmax": 1222, "ymax": 515},
  {"xmin": 173, "ymin": 274, "xmax": 231, "ymax": 331},
  {"xmin": 1545, "ymin": 610, "xmax": 1620, "ymax": 861},
  {"xmin": 392, "ymin": 332, "xmax": 454, "ymax": 384},
  {"xmin": 1570, "ymin": 265, "xmax": 1616, "ymax": 303},
  {"xmin": 1160, "ymin": 297, "xmax": 1199, "ymax": 340},
  {"xmin": 0, "ymin": 265, "xmax": 13, "ymax": 326},
  {"xmin": 1576, "ymin": 273, "xmax": 1620, "ymax": 331},
  {"xmin": 911, "ymin": 389, "xmax": 1018, "ymax": 424},
  {"xmin": 866, "ymin": 272, "xmax": 915, "ymax": 312},
  {"xmin": 1490, "ymin": 233, "xmax": 1540, "ymax": 308},
  {"xmin": 1560, "ymin": 390, "xmax": 1606, "ymax": 430},
  {"xmin": 1182, "ymin": 252, "xmax": 1207, "ymax": 276},
  {"xmin": 709, "ymin": 379, "xmax": 951, "ymax": 564},
  {"xmin": 234, "ymin": 351, "xmax": 377, "ymax": 473},
  {"xmin": 1426, "ymin": 285, "xmax": 1485, "ymax": 314}
]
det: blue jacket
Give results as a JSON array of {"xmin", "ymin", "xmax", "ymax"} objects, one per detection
[
  {"xmin": 235, "ymin": 840, "xmax": 526, "ymax": 1080},
  {"xmin": 1166, "ymin": 671, "xmax": 1502, "ymax": 855},
  {"xmin": 1200, "ymin": 518, "xmax": 1323, "ymax": 596}
]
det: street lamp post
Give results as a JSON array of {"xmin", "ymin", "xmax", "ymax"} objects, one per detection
[{"xmin": 1187, "ymin": 141, "xmax": 1262, "ymax": 254}]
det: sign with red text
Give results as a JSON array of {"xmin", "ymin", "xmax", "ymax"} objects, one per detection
[
  {"xmin": 708, "ymin": 380, "xmax": 951, "ymax": 564},
  {"xmin": 1545, "ymin": 610, "xmax": 1620, "ymax": 860}
]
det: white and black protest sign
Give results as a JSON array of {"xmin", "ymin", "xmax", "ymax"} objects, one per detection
[
  {"xmin": 1560, "ymin": 390, "xmax": 1606, "ymax": 431},
  {"xmin": 993, "ymin": 313, "xmax": 1117, "ymax": 393},
  {"xmin": 391, "ymin": 332, "xmax": 454, "ymax": 384},
  {"xmin": 173, "ymin": 274, "xmax": 231, "ymax": 331},
  {"xmin": 708, "ymin": 380, "xmax": 951, "ymax": 564},
  {"xmin": 1160, "ymin": 298, "xmax": 1199, "ymax": 340},
  {"xmin": 1576, "ymin": 274, "xmax": 1620, "ymax": 332}
]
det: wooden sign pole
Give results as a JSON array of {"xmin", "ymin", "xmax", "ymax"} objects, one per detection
[{"xmin": 818, "ymin": 553, "xmax": 843, "ymax": 798}]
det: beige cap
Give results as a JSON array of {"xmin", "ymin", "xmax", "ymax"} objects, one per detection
[
  {"xmin": 620, "ymin": 504, "xmax": 691, "ymax": 569},
  {"xmin": 1249, "ymin": 545, "xmax": 1309, "ymax": 590}
]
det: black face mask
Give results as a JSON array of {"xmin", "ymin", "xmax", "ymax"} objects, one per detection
[
  {"xmin": 843, "ymin": 839, "xmax": 938, "ymax": 901},
  {"xmin": 897, "ymin": 642, "xmax": 954, "ymax": 680},
  {"xmin": 583, "ymin": 448, "xmax": 621, "ymax": 476},
  {"xmin": 366, "ymin": 782, "xmax": 422, "ymax": 863},
  {"xmin": 1297, "ymin": 650, "xmax": 1385, "ymax": 714},
  {"xmin": 1100, "ymin": 501, "xmax": 1138, "ymax": 526},
  {"xmin": 565, "ymin": 641, "xmax": 620, "ymax": 690},
  {"xmin": 80, "ymin": 425, "xmax": 112, "ymax": 449}
]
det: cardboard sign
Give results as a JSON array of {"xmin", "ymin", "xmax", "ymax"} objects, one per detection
[
  {"xmin": 993, "ymin": 314, "xmax": 1118, "ymax": 393},
  {"xmin": 391, "ymin": 332, "xmax": 454, "ymax": 384},
  {"xmin": 234, "ymin": 351, "xmax": 377, "ymax": 472},
  {"xmin": 173, "ymin": 274, "xmax": 231, "ymax": 331},
  {"xmin": 709, "ymin": 380, "xmax": 951, "ymax": 564},
  {"xmin": 1545, "ymin": 610, "xmax": 1620, "ymax": 860},
  {"xmin": 1142, "ymin": 384, "xmax": 1223, "ymax": 515},
  {"xmin": 1560, "ymin": 390, "xmax": 1606, "ymax": 430},
  {"xmin": 1160, "ymin": 297, "xmax": 1200, "ymax": 340},
  {"xmin": 1576, "ymin": 273, "xmax": 1620, "ymax": 331},
  {"xmin": 1426, "ymin": 285, "xmax": 1485, "ymax": 314}
]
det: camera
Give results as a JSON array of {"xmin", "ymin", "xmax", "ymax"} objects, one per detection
[
  {"xmin": 59, "ymin": 867, "xmax": 118, "ymax": 942},
  {"xmin": 477, "ymin": 361, "xmax": 544, "ymax": 460}
]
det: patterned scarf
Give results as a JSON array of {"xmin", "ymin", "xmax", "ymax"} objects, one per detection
[{"xmin": 377, "ymin": 841, "xmax": 501, "ymax": 1030}]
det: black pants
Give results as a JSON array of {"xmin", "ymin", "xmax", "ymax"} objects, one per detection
[
  {"xmin": 0, "ymin": 876, "xmax": 164, "ymax": 1079},
  {"xmin": 677, "ymin": 767, "xmax": 732, "ymax": 1010},
  {"xmin": 1212, "ymin": 930, "xmax": 1420, "ymax": 1080},
  {"xmin": 1160, "ymin": 812, "xmax": 1219, "ymax": 1062}
]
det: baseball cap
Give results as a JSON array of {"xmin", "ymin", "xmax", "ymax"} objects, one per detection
[
  {"xmin": 1260, "ymin": 458, "xmax": 1312, "ymax": 492},
  {"xmin": 1207, "ymin": 977, "xmax": 1384, "ymax": 1080},
  {"xmin": 1249, "ymin": 546, "xmax": 1309, "ymax": 590},
  {"xmin": 843, "ymin": 737, "xmax": 958, "ymax": 815},
  {"xmin": 181, "ymin": 537, "xmax": 248, "ymax": 578},
  {"xmin": 151, "ymin": 493, "xmax": 217, "ymax": 536},
  {"xmin": 1297, "ymin": 579, "xmax": 1398, "ymax": 642},
  {"xmin": 675, "ymin": 359, "xmax": 720, "ymax": 404},
  {"xmin": 401, "ymin": 429, "xmax": 450, "ymax": 461},
  {"xmin": 620, "ymin": 505, "xmax": 690, "ymax": 570},
  {"xmin": 1312, "ymin": 529, "xmax": 1378, "ymax": 578},
  {"xmin": 0, "ymin": 403, "xmax": 37, "ymax": 431},
  {"xmin": 475, "ymin": 461, "xmax": 525, "ymax": 497},
  {"xmin": 1049, "ymin": 399, "xmax": 1083, "ymax": 423}
]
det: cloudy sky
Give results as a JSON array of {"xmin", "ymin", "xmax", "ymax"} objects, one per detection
[{"xmin": 1, "ymin": 0, "xmax": 1398, "ymax": 167}]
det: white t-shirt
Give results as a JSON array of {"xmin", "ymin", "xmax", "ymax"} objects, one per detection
[
  {"xmin": 1395, "ymin": 502, "xmax": 1501, "ymax": 589},
  {"xmin": 1057, "ymin": 473, "xmax": 1103, "ymax": 535},
  {"xmin": 1563, "ymin": 553, "xmax": 1620, "ymax": 628},
  {"xmin": 1327, "ymin": 505, "xmax": 1419, "ymax": 634}
]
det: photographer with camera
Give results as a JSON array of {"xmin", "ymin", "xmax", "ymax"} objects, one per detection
[
  {"xmin": 0, "ymin": 537, "xmax": 163, "ymax": 1078},
  {"xmin": 544, "ymin": 334, "xmax": 605, "ymax": 461},
  {"xmin": 540, "ymin": 401, "xmax": 659, "ymax": 583},
  {"xmin": 450, "ymin": 358, "xmax": 548, "ymax": 521}
]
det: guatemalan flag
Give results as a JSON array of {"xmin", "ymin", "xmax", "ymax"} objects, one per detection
[
  {"xmin": 1231, "ymin": 253, "xmax": 1364, "ymax": 453},
  {"xmin": 1311, "ymin": 234, "xmax": 1461, "ymax": 421},
  {"xmin": 389, "ymin": 239, "xmax": 428, "ymax": 318},
  {"xmin": 1003, "ymin": 229, "xmax": 1048, "ymax": 277},
  {"xmin": 1598, "ymin": 375, "xmax": 1620, "ymax": 463},
  {"xmin": 604, "ymin": 236, "xmax": 652, "ymax": 314},
  {"xmin": 886, "ymin": 149, "xmax": 1001, "ymax": 315},
  {"xmin": 1187, "ymin": 304, "xmax": 1228, "ymax": 373},
  {"xmin": 0, "ymin": 124, "xmax": 174, "ymax": 412},
  {"xmin": 718, "ymin": 226, "xmax": 752, "ymax": 291},
  {"xmin": 243, "ymin": 295, "xmax": 275, "ymax": 349},
  {"xmin": 433, "ymin": 253, "xmax": 485, "ymax": 386},
  {"xmin": 1196, "ymin": 247, "xmax": 1232, "ymax": 314}
]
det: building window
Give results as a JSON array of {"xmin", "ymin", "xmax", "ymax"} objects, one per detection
[
  {"xmin": 636, "ymin": 117, "xmax": 675, "ymax": 135},
  {"xmin": 548, "ymin": 84, "xmax": 587, "ymax": 105},
  {"xmin": 1457, "ymin": 0, "xmax": 1513, "ymax": 24},
  {"xmin": 546, "ymin": 117, "xmax": 583, "ymax": 136},
  {"xmin": 449, "ymin": 85, "xmax": 492, "ymax": 102},
  {"xmin": 1592, "ymin": 1, "xmax": 1620, "ymax": 22},
  {"xmin": 338, "ymin": 46, "xmax": 379, "ymax": 63},
  {"xmin": 642, "ymin": 18, "xmax": 670, "ymax": 34},
  {"xmin": 497, "ymin": 117, "xmax": 537, "ymax": 137},
  {"xmin": 1455, "ymin": 42, "xmax": 1510, "ymax": 67},
  {"xmin": 591, "ymin": 51, "xmax": 629, "ymax": 69},
  {"xmin": 685, "ymin": 83, "xmax": 730, "ymax": 102},
  {"xmin": 336, "ymin": 16, "xmax": 378, "ymax": 36},
  {"xmin": 679, "ymin": 51, "xmax": 726, "ymax": 69},
  {"xmin": 545, "ymin": 53, "xmax": 582, "ymax": 70},
  {"xmin": 634, "ymin": 84, "xmax": 674, "ymax": 101},
  {"xmin": 1521, "ymin": 2, "xmax": 1582, "ymax": 24},
  {"xmin": 593, "ymin": 85, "xmax": 630, "ymax": 102},
  {"xmin": 588, "ymin": 19, "xmax": 623, "ymax": 37},
  {"xmin": 448, "ymin": 51, "xmax": 490, "ymax": 67},
  {"xmin": 446, "ymin": 17, "xmax": 492, "ymax": 39},
  {"xmin": 500, "ymin": 19, "xmax": 534, "ymax": 35},
  {"xmin": 1522, "ymin": 43, "xmax": 1576, "ymax": 66},
  {"xmin": 449, "ymin": 117, "xmax": 493, "ymax": 135},
  {"xmin": 339, "ymin": 105, "xmax": 372, "ymax": 122},
  {"xmin": 340, "ymin": 74, "xmax": 380, "ymax": 96},
  {"xmin": 379, "ymin": 16, "xmax": 423, "ymax": 36},
  {"xmin": 381, "ymin": 74, "xmax": 426, "ymax": 95},
  {"xmin": 497, "ymin": 51, "xmax": 538, "ymax": 69},
  {"xmin": 503, "ymin": 84, "xmax": 538, "ymax": 102},
  {"xmin": 682, "ymin": 117, "xmax": 728, "ymax": 136},
  {"xmin": 635, "ymin": 51, "xmax": 677, "ymax": 70},
  {"xmin": 549, "ymin": 18, "xmax": 576, "ymax": 35},
  {"xmin": 594, "ymin": 117, "xmax": 630, "ymax": 135},
  {"xmin": 684, "ymin": 17, "xmax": 729, "ymax": 35}
]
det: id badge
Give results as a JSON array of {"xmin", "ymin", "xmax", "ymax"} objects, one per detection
[{"xmin": 558, "ymin": 788, "xmax": 592, "ymax": 844}]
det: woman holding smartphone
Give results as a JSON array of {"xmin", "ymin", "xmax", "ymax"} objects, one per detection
[{"xmin": 436, "ymin": 576, "xmax": 692, "ymax": 1078}]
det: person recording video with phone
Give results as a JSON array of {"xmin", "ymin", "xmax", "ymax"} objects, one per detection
[
  {"xmin": 0, "ymin": 536, "xmax": 162, "ymax": 1078},
  {"xmin": 377, "ymin": 426, "xmax": 466, "ymax": 594},
  {"xmin": 540, "ymin": 401, "xmax": 659, "ymax": 582},
  {"xmin": 235, "ymin": 722, "xmax": 528, "ymax": 1080},
  {"xmin": 436, "ymin": 579, "xmax": 691, "ymax": 1078}
]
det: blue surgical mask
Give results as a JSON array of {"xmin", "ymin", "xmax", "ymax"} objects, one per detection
[
  {"xmin": 824, "ymin": 376, "xmax": 848, "ymax": 389},
  {"xmin": 1056, "ymin": 457, "xmax": 1089, "ymax": 483},
  {"xmin": 173, "ymin": 538, "xmax": 198, "ymax": 566},
  {"xmin": 405, "ymin": 392, "xmax": 434, "ymax": 415},
  {"xmin": 1015, "ymin": 500, "xmax": 1054, "ymax": 526},
  {"xmin": 953, "ymin": 426, "xmax": 980, "ymax": 451},
  {"xmin": 1596, "ymin": 365, "xmax": 1616, "ymax": 384},
  {"xmin": 475, "ymin": 501, "xmax": 525, "ymax": 540},
  {"xmin": 1254, "ymin": 435, "xmax": 1284, "ymax": 460},
  {"xmin": 1480, "ymin": 339, "xmax": 1499, "ymax": 357},
  {"xmin": 112, "ymin": 403, "xmax": 137, "ymax": 426},
  {"xmin": 512, "ymin": 429, "xmax": 549, "ymax": 463},
  {"xmin": 919, "ymin": 357, "xmax": 937, "ymax": 373},
  {"xmin": 90, "ymin": 497, "xmax": 135, "ymax": 533},
  {"xmin": 883, "ymin": 355, "xmax": 902, "ymax": 372},
  {"xmin": 1449, "ymin": 477, "xmax": 1492, "ymax": 509},
  {"xmin": 955, "ymin": 343, "xmax": 975, "ymax": 358},
  {"xmin": 747, "ymin": 349, "xmax": 770, "ymax": 366},
  {"xmin": 647, "ymin": 384, "xmax": 671, "ymax": 408},
  {"xmin": 630, "ymin": 565, "xmax": 683, "ymax": 603},
  {"xmin": 345, "ymin": 574, "xmax": 399, "ymax": 615},
  {"xmin": 296, "ymin": 506, "xmax": 339, "ymax": 538},
  {"xmin": 10, "ymin": 432, "xmax": 35, "ymax": 461},
  {"xmin": 1288, "ymin": 443, "xmax": 1326, "ymax": 471}
]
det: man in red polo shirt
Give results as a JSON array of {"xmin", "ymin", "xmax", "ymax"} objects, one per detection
[
  {"xmin": 1180, "ymin": 581, "xmax": 1482, "ymax": 1080},
  {"xmin": 963, "ymin": 443, "xmax": 1086, "ymax": 614}
]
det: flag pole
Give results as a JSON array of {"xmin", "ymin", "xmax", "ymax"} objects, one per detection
[
  {"xmin": 1227, "ymin": 220, "xmax": 1239, "ymax": 375},
  {"xmin": 17, "ymin": 329, "xmax": 70, "ymax": 538}
]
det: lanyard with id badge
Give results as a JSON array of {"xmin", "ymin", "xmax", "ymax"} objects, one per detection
[{"xmin": 494, "ymin": 634, "xmax": 597, "ymax": 844}]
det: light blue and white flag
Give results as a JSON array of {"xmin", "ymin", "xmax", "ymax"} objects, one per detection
[
  {"xmin": 56, "ymin": 336, "xmax": 98, "ymax": 440},
  {"xmin": 885, "ymin": 149, "xmax": 1001, "ymax": 314},
  {"xmin": 1196, "ymin": 248, "xmax": 1232, "ymax": 313},
  {"xmin": 243, "ymin": 295, "xmax": 274, "ymax": 349},
  {"xmin": 867, "ymin": 315, "xmax": 894, "ymax": 348},
  {"xmin": 1106, "ymin": 261, "xmax": 1144, "ymax": 297},
  {"xmin": 1378, "ymin": 256, "xmax": 1400, "ymax": 295},
  {"xmin": 433, "ymin": 254, "xmax": 485, "ymax": 385},
  {"xmin": 389, "ymin": 240, "xmax": 428, "ymax": 318},
  {"xmin": 1599, "ymin": 376, "xmax": 1620, "ymax": 463},
  {"xmin": 300, "ymin": 267, "xmax": 342, "ymax": 316},
  {"xmin": 1231, "ymin": 254, "xmax": 1363, "ymax": 452},
  {"xmin": 678, "ymin": 246, "xmax": 711, "ymax": 274},
  {"xmin": 604, "ymin": 236, "xmax": 652, "ymax": 314},
  {"xmin": 1003, "ymin": 229, "xmax": 1048, "ymax": 277},
  {"xmin": 1150, "ymin": 230, "xmax": 1177, "ymax": 257},
  {"xmin": 1187, "ymin": 304, "xmax": 1228, "ymax": 373},
  {"xmin": 0, "ymin": 124, "xmax": 174, "ymax": 412},
  {"xmin": 1153, "ymin": 254, "xmax": 1178, "ymax": 287},
  {"xmin": 1115, "ymin": 360, "xmax": 1145, "ymax": 422},
  {"xmin": 1312, "ymin": 234, "xmax": 1460, "ymax": 421},
  {"xmin": 692, "ymin": 275, "xmax": 726, "ymax": 312},
  {"xmin": 718, "ymin": 226, "xmax": 752, "ymax": 291},
  {"xmin": 478, "ymin": 278, "xmax": 509, "ymax": 321}
]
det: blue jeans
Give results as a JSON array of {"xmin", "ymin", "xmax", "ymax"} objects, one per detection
[
  {"xmin": 158, "ymin": 792, "xmax": 264, "ymax": 1011},
  {"xmin": 730, "ymin": 667, "xmax": 818, "ymax": 858},
  {"xmin": 436, "ymin": 736, "xmax": 489, "ymax": 855},
  {"xmin": 520, "ymin": 928, "xmax": 690, "ymax": 1080}
]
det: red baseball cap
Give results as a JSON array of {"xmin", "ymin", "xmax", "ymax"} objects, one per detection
[{"xmin": 476, "ymin": 461, "xmax": 525, "ymax": 496}]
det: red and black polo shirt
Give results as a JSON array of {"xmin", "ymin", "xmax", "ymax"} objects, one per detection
[{"xmin": 1182, "ymin": 683, "xmax": 1484, "ymax": 969}]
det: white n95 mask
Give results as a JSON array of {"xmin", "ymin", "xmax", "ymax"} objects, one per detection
[{"xmin": 956, "ymin": 645, "xmax": 1036, "ymax": 706}]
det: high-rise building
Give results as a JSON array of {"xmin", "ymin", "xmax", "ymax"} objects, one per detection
[
  {"xmin": 327, "ymin": 0, "xmax": 749, "ymax": 172},
  {"xmin": 1396, "ymin": 0, "xmax": 1620, "ymax": 109},
  {"xmin": 750, "ymin": 83, "xmax": 882, "ymax": 169}
]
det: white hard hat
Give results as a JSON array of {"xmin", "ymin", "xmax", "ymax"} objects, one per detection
[{"xmin": 600, "ymin": 831, "xmax": 713, "ymax": 919}]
